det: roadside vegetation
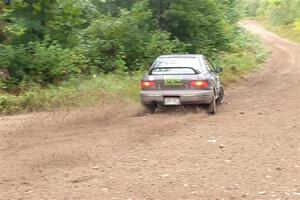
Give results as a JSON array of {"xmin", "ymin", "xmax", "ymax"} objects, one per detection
[
  {"xmin": 0, "ymin": 0, "xmax": 267, "ymax": 114},
  {"xmin": 239, "ymin": 0, "xmax": 300, "ymax": 43}
]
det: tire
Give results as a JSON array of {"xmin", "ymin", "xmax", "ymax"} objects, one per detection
[
  {"xmin": 207, "ymin": 95, "xmax": 217, "ymax": 115},
  {"xmin": 143, "ymin": 104, "xmax": 157, "ymax": 114},
  {"xmin": 216, "ymin": 87, "xmax": 224, "ymax": 105}
]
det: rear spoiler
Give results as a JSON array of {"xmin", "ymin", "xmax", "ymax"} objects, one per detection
[{"xmin": 149, "ymin": 67, "xmax": 200, "ymax": 75}]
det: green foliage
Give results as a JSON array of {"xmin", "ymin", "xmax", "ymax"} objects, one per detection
[
  {"xmin": 164, "ymin": 0, "xmax": 238, "ymax": 54},
  {"xmin": 1, "ymin": 0, "xmax": 189, "ymax": 90},
  {"xmin": 240, "ymin": 0, "xmax": 300, "ymax": 42},
  {"xmin": 238, "ymin": 0, "xmax": 261, "ymax": 17},
  {"xmin": 0, "ymin": 74, "xmax": 140, "ymax": 114},
  {"xmin": 0, "ymin": 38, "xmax": 267, "ymax": 115},
  {"xmin": 267, "ymin": 24, "xmax": 300, "ymax": 43},
  {"xmin": 1, "ymin": 0, "xmax": 86, "ymax": 45},
  {"xmin": 0, "ymin": 0, "xmax": 268, "ymax": 114},
  {"xmin": 215, "ymin": 32, "xmax": 268, "ymax": 83},
  {"xmin": 240, "ymin": 0, "xmax": 300, "ymax": 26},
  {"xmin": 80, "ymin": 1, "xmax": 185, "ymax": 73},
  {"xmin": 0, "ymin": 40, "xmax": 89, "ymax": 91},
  {"xmin": 0, "ymin": 2, "xmax": 6, "ymax": 43}
]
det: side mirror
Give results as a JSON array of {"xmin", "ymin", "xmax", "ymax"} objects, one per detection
[{"xmin": 215, "ymin": 67, "xmax": 223, "ymax": 73}]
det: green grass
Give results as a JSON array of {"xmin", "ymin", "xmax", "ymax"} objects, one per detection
[
  {"xmin": 0, "ymin": 74, "xmax": 141, "ymax": 114},
  {"xmin": 268, "ymin": 24, "xmax": 300, "ymax": 43},
  {"xmin": 218, "ymin": 51, "xmax": 267, "ymax": 84},
  {"xmin": 216, "ymin": 35, "xmax": 268, "ymax": 84},
  {"xmin": 260, "ymin": 20, "xmax": 300, "ymax": 44}
]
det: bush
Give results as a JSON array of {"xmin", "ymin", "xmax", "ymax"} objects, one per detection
[
  {"xmin": 80, "ymin": 2, "xmax": 185, "ymax": 73},
  {"xmin": 0, "ymin": 41, "xmax": 89, "ymax": 91},
  {"xmin": 214, "ymin": 30, "xmax": 268, "ymax": 84}
]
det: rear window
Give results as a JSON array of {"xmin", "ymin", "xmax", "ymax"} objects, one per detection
[
  {"xmin": 151, "ymin": 67, "xmax": 196, "ymax": 75},
  {"xmin": 153, "ymin": 57, "xmax": 201, "ymax": 68}
]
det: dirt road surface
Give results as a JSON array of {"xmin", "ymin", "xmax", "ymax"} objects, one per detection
[{"xmin": 1, "ymin": 21, "xmax": 300, "ymax": 200}]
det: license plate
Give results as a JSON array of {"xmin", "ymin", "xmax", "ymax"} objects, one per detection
[{"xmin": 164, "ymin": 97, "xmax": 181, "ymax": 105}]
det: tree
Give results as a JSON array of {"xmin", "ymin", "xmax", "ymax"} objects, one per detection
[
  {"xmin": 0, "ymin": 0, "xmax": 243, "ymax": 91},
  {"xmin": 0, "ymin": 1, "xmax": 5, "ymax": 43},
  {"xmin": 165, "ymin": 0, "xmax": 236, "ymax": 53},
  {"xmin": 2, "ymin": 0, "xmax": 87, "ymax": 46}
]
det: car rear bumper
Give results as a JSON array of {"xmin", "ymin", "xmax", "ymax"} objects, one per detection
[{"xmin": 141, "ymin": 90, "xmax": 213, "ymax": 105}]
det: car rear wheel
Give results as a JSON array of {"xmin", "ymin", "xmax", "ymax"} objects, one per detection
[
  {"xmin": 216, "ymin": 87, "xmax": 224, "ymax": 105},
  {"xmin": 207, "ymin": 95, "xmax": 217, "ymax": 115},
  {"xmin": 143, "ymin": 104, "xmax": 157, "ymax": 114}
]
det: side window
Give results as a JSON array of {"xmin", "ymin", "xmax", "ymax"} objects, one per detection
[{"xmin": 204, "ymin": 58, "xmax": 215, "ymax": 72}]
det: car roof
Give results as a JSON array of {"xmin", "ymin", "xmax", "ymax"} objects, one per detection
[{"xmin": 158, "ymin": 54, "xmax": 204, "ymax": 59}]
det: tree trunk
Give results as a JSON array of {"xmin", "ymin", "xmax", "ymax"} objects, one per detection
[{"xmin": 158, "ymin": 0, "xmax": 169, "ymax": 30}]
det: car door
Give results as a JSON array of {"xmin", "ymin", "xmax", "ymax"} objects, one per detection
[{"xmin": 204, "ymin": 58, "xmax": 222, "ymax": 94}]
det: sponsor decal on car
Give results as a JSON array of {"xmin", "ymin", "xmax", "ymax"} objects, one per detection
[
  {"xmin": 163, "ymin": 76, "xmax": 183, "ymax": 86},
  {"xmin": 148, "ymin": 76, "xmax": 155, "ymax": 81}
]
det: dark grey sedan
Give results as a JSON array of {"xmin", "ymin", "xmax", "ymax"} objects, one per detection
[{"xmin": 140, "ymin": 54, "xmax": 224, "ymax": 114}]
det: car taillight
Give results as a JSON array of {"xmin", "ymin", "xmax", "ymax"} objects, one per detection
[
  {"xmin": 141, "ymin": 81, "xmax": 156, "ymax": 89},
  {"xmin": 190, "ymin": 80, "xmax": 209, "ymax": 89}
]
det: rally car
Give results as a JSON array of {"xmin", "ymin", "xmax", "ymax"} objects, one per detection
[{"xmin": 140, "ymin": 54, "xmax": 224, "ymax": 114}]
